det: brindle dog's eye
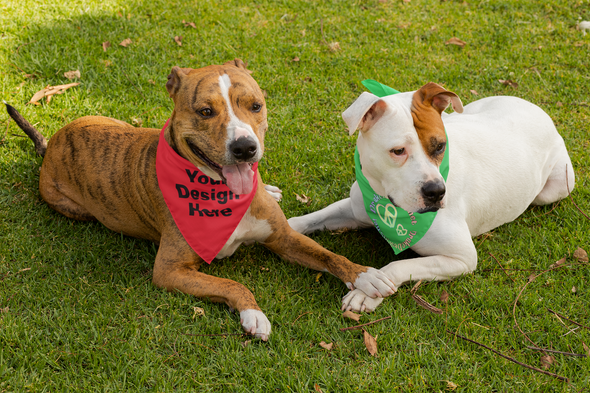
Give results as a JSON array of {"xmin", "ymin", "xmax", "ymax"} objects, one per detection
[
  {"xmin": 252, "ymin": 103, "xmax": 262, "ymax": 113},
  {"xmin": 199, "ymin": 108, "xmax": 213, "ymax": 117}
]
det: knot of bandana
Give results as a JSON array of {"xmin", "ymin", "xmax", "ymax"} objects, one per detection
[{"xmin": 355, "ymin": 80, "xmax": 449, "ymax": 254}]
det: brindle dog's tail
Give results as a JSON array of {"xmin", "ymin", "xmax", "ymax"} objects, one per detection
[{"xmin": 3, "ymin": 100, "xmax": 47, "ymax": 157}]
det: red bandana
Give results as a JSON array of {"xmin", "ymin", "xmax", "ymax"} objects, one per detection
[{"xmin": 156, "ymin": 120, "xmax": 258, "ymax": 263}]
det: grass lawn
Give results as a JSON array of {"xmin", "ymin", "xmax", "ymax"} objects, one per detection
[{"xmin": 1, "ymin": 0, "xmax": 589, "ymax": 391}]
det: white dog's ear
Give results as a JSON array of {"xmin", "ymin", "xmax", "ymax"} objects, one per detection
[
  {"xmin": 416, "ymin": 82, "xmax": 464, "ymax": 114},
  {"xmin": 342, "ymin": 92, "xmax": 388, "ymax": 136}
]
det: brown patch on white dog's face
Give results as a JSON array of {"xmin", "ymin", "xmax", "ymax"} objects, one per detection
[
  {"xmin": 411, "ymin": 82, "xmax": 463, "ymax": 165},
  {"xmin": 164, "ymin": 60, "xmax": 267, "ymax": 179}
]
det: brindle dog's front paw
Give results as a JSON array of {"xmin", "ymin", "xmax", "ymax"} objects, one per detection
[
  {"xmin": 264, "ymin": 184, "xmax": 282, "ymax": 201},
  {"xmin": 341, "ymin": 289, "xmax": 384, "ymax": 313},
  {"xmin": 240, "ymin": 309, "xmax": 271, "ymax": 341}
]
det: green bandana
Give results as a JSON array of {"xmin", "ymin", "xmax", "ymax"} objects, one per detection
[{"xmin": 355, "ymin": 79, "xmax": 449, "ymax": 254}]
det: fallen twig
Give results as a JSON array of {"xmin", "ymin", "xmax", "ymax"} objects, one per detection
[
  {"xmin": 412, "ymin": 294, "xmax": 443, "ymax": 314},
  {"xmin": 339, "ymin": 316, "xmax": 392, "ymax": 331},
  {"xmin": 489, "ymin": 252, "xmax": 516, "ymax": 283},
  {"xmin": 292, "ymin": 311, "xmax": 312, "ymax": 325},
  {"xmin": 447, "ymin": 330, "xmax": 569, "ymax": 382},
  {"xmin": 547, "ymin": 308, "xmax": 590, "ymax": 331},
  {"xmin": 526, "ymin": 346, "xmax": 587, "ymax": 358}
]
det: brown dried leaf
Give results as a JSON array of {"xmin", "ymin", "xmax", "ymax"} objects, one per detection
[
  {"xmin": 470, "ymin": 89, "xmax": 479, "ymax": 95},
  {"xmin": 101, "ymin": 59, "xmax": 112, "ymax": 68},
  {"xmin": 540, "ymin": 354, "xmax": 555, "ymax": 369},
  {"xmin": 527, "ymin": 273, "xmax": 537, "ymax": 283},
  {"xmin": 314, "ymin": 384, "xmax": 323, "ymax": 393},
  {"xmin": 64, "ymin": 70, "xmax": 81, "ymax": 80},
  {"xmin": 440, "ymin": 290, "xmax": 449, "ymax": 304},
  {"xmin": 319, "ymin": 341, "xmax": 333, "ymax": 350},
  {"xmin": 148, "ymin": 79, "xmax": 156, "ymax": 85},
  {"xmin": 573, "ymin": 247, "xmax": 588, "ymax": 262},
  {"xmin": 119, "ymin": 38, "xmax": 132, "ymax": 47},
  {"xmin": 445, "ymin": 37, "xmax": 466, "ymax": 47},
  {"xmin": 174, "ymin": 36, "xmax": 182, "ymax": 46},
  {"xmin": 102, "ymin": 41, "xmax": 111, "ymax": 52},
  {"xmin": 0, "ymin": 306, "xmax": 8, "ymax": 313},
  {"xmin": 550, "ymin": 257, "xmax": 566, "ymax": 269},
  {"xmin": 328, "ymin": 42, "xmax": 341, "ymax": 52},
  {"xmin": 28, "ymin": 83, "xmax": 80, "ymax": 105},
  {"xmin": 342, "ymin": 310, "xmax": 361, "ymax": 321},
  {"xmin": 192, "ymin": 306, "xmax": 205, "ymax": 318},
  {"xmin": 446, "ymin": 380, "xmax": 458, "ymax": 390},
  {"xmin": 295, "ymin": 193, "xmax": 310, "ymax": 205},
  {"xmin": 182, "ymin": 20, "xmax": 197, "ymax": 28},
  {"xmin": 292, "ymin": 56, "xmax": 300, "ymax": 62},
  {"xmin": 241, "ymin": 340, "xmax": 251, "ymax": 348},
  {"xmin": 363, "ymin": 329, "xmax": 378, "ymax": 356},
  {"xmin": 498, "ymin": 79, "xmax": 518, "ymax": 89}
]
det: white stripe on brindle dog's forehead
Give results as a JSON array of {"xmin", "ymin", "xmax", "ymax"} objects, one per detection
[{"xmin": 218, "ymin": 74, "xmax": 254, "ymax": 140}]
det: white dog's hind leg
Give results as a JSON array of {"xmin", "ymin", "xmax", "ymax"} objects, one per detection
[
  {"xmin": 532, "ymin": 154, "xmax": 575, "ymax": 205},
  {"xmin": 288, "ymin": 182, "xmax": 372, "ymax": 235}
]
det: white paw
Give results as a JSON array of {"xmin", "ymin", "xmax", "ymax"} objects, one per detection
[
  {"xmin": 265, "ymin": 184, "xmax": 282, "ymax": 201},
  {"xmin": 342, "ymin": 289, "xmax": 384, "ymax": 313},
  {"xmin": 240, "ymin": 309, "xmax": 271, "ymax": 341},
  {"xmin": 349, "ymin": 267, "xmax": 397, "ymax": 298}
]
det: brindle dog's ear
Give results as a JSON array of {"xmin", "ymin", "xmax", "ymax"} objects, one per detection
[
  {"xmin": 224, "ymin": 58, "xmax": 253, "ymax": 74},
  {"xmin": 166, "ymin": 66, "xmax": 189, "ymax": 98}
]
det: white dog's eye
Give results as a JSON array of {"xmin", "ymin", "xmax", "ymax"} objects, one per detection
[{"xmin": 390, "ymin": 147, "xmax": 405, "ymax": 156}]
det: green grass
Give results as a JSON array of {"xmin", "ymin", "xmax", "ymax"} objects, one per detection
[{"xmin": 1, "ymin": 0, "xmax": 589, "ymax": 391}]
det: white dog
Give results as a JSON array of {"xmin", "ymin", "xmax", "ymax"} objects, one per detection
[{"xmin": 288, "ymin": 81, "xmax": 575, "ymax": 312}]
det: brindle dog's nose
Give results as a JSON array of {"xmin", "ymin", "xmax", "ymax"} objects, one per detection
[
  {"xmin": 230, "ymin": 137, "xmax": 257, "ymax": 161},
  {"xmin": 421, "ymin": 180, "xmax": 446, "ymax": 204}
]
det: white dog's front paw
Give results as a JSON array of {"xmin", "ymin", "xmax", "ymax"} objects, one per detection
[
  {"xmin": 264, "ymin": 184, "xmax": 282, "ymax": 201},
  {"xmin": 348, "ymin": 267, "xmax": 397, "ymax": 298},
  {"xmin": 240, "ymin": 309, "xmax": 271, "ymax": 341},
  {"xmin": 342, "ymin": 289, "xmax": 384, "ymax": 313}
]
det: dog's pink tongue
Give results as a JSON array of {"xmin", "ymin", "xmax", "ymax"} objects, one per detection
[{"xmin": 222, "ymin": 163, "xmax": 255, "ymax": 195}]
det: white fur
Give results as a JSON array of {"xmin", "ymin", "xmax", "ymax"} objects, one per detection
[
  {"xmin": 289, "ymin": 92, "xmax": 575, "ymax": 312},
  {"xmin": 216, "ymin": 206, "xmax": 273, "ymax": 258},
  {"xmin": 218, "ymin": 74, "xmax": 262, "ymax": 161},
  {"xmin": 264, "ymin": 184, "xmax": 282, "ymax": 201},
  {"xmin": 240, "ymin": 309, "xmax": 271, "ymax": 341}
]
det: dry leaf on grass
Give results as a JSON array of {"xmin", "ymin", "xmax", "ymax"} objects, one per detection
[
  {"xmin": 315, "ymin": 272, "xmax": 322, "ymax": 282},
  {"xmin": 131, "ymin": 117, "xmax": 143, "ymax": 127},
  {"xmin": 64, "ymin": 70, "xmax": 81, "ymax": 80},
  {"xmin": 295, "ymin": 193, "xmax": 311, "ymax": 205},
  {"xmin": 342, "ymin": 310, "xmax": 361, "ymax": 321},
  {"xmin": 412, "ymin": 294, "xmax": 443, "ymax": 314},
  {"xmin": 102, "ymin": 41, "xmax": 111, "ymax": 52},
  {"xmin": 314, "ymin": 384, "xmax": 323, "ymax": 393},
  {"xmin": 445, "ymin": 37, "xmax": 466, "ymax": 47},
  {"xmin": 499, "ymin": 79, "xmax": 518, "ymax": 88},
  {"xmin": 319, "ymin": 341, "xmax": 333, "ymax": 350},
  {"xmin": 540, "ymin": 354, "xmax": 555, "ymax": 369},
  {"xmin": 363, "ymin": 329, "xmax": 377, "ymax": 356},
  {"xmin": 182, "ymin": 20, "xmax": 197, "ymax": 28},
  {"xmin": 148, "ymin": 79, "xmax": 156, "ymax": 85},
  {"xmin": 445, "ymin": 380, "xmax": 458, "ymax": 390},
  {"xmin": 28, "ymin": 83, "xmax": 80, "ymax": 105},
  {"xmin": 101, "ymin": 59, "xmax": 112, "ymax": 68},
  {"xmin": 550, "ymin": 257, "xmax": 566, "ymax": 269},
  {"xmin": 192, "ymin": 306, "xmax": 205, "ymax": 318},
  {"xmin": 440, "ymin": 290, "xmax": 449, "ymax": 303},
  {"xmin": 470, "ymin": 89, "xmax": 479, "ymax": 95},
  {"xmin": 573, "ymin": 247, "xmax": 588, "ymax": 262},
  {"xmin": 174, "ymin": 36, "xmax": 183, "ymax": 46},
  {"xmin": 328, "ymin": 42, "xmax": 340, "ymax": 52},
  {"xmin": 119, "ymin": 38, "xmax": 132, "ymax": 47},
  {"xmin": 292, "ymin": 56, "xmax": 300, "ymax": 62},
  {"xmin": 241, "ymin": 340, "xmax": 251, "ymax": 348}
]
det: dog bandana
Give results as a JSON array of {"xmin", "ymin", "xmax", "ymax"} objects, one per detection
[
  {"xmin": 355, "ymin": 80, "xmax": 449, "ymax": 254},
  {"xmin": 156, "ymin": 119, "xmax": 258, "ymax": 263}
]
